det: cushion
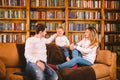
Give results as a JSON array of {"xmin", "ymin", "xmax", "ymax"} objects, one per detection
[
  {"xmin": 59, "ymin": 66, "xmax": 96, "ymax": 80},
  {"xmin": 92, "ymin": 64, "xmax": 110, "ymax": 79},
  {"xmin": 0, "ymin": 59, "xmax": 6, "ymax": 78},
  {"xmin": 0, "ymin": 43, "xmax": 21, "ymax": 67},
  {"xmin": 46, "ymin": 44, "xmax": 66, "ymax": 64},
  {"xmin": 95, "ymin": 50, "xmax": 112, "ymax": 66},
  {"xmin": 6, "ymin": 68, "xmax": 24, "ymax": 80}
]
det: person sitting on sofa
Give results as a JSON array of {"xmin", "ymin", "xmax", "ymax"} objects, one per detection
[
  {"xmin": 24, "ymin": 24, "xmax": 58, "ymax": 80},
  {"xmin": 48, "ymin": 27, "xmax": 99, "ymax": 70},
  {"xmin": 55, "ymin": 26, "xmax": 70, "ymax": 61}
]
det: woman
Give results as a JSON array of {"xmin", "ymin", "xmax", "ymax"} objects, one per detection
[{"xmin": 48, "ymin": 27, "xmax": 99, "ymax": 70}]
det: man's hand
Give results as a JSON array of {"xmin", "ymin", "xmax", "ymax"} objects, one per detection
[{"xmin": 36, "ymin": 61, "xmax": 45, "ymax": 71}]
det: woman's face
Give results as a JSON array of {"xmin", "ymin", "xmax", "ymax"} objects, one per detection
[{"xmin": 85, "ymin": 29, "xmax": 90, "ymax": 38}]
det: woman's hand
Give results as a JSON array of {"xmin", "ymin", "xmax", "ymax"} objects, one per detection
[{"xmin": 36, "ymin": 61, "xmax": 45, "ymax": 71}]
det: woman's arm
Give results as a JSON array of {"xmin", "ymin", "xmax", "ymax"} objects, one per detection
[{"xmin": 75, "ymin": 45, "xmax": 98, "ymax": 55}]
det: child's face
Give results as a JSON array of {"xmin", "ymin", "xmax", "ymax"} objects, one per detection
[{"xmin": 57, "ymin": 29, "xmax": 64, "ymax": 36}]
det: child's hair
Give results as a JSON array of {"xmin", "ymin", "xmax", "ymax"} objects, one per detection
[
  {"xmin": 86, "ymin": 27, "xmax": 99, "ymax": 48},
  {"xmin": 57, "ymin": 26, "xmax": 64, "ymax": 30},
  {"xmin": 35, "ymin": 24, "xmax": 46, "ymax": 34}
]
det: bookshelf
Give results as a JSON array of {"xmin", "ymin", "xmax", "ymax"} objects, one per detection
[
  {"xmin": 0, "ymin": 0, "xmax": 27, "ymax": 43},
  {"xmin": 0, "ymin": 0, "xmax": 120, "ymax": 52},
  {"xmin": 103, "ymin": 0, "xmax": 120, "ymax": 52}
]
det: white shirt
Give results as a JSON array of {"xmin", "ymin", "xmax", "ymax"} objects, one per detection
[
  {"xmin": 76, "ymin": 38, "xmax": 98, "ymax": 64},
  {"xmin": 24, "ymin": 34, "xmax": 57, "ymax": 63},
  {"xmin": 55, "ymin": 35, "xmax": 70, "ymax": 47}
]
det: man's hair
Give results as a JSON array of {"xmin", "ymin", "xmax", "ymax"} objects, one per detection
[{"xmin": 35, "ymin": 24, "xmax": 46, "ymax": 34}]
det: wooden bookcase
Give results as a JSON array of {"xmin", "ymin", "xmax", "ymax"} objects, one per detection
[
  {"xmin": 0, "ymin": 0, "xmax": 120, "ymax": 52},
  {"xmin": 0, "ymin": 0, "xmax": 27, "ymax": 43}
]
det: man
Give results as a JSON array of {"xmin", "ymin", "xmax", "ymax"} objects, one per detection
[{"xmin": 24, "ymin": 24, "xmax": 58, "ymax": 80}]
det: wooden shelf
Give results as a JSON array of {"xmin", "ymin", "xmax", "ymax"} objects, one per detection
[{"xmin": 0, "ymin": 0, "xmax": 120, "ymax": 51}]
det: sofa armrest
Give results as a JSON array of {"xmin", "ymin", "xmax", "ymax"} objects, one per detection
[
  {"xmin": 0, "ymin": 59, "xmax": 6, "ymax": 78},
  {"xmin": 95, "ymin": 50, "xmax": 112, "ymax": 66},
  {"xmin": 110, "ymin": 52, "xmax": 116, "ymax": 80}
]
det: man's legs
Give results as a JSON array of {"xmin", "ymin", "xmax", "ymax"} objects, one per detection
[
  {"xmin": 44, "ymin": 63, "xmax": 58, "ymax": 80},
  {"xmin": 26, "ymin": 61, "xmax": 45, "ymax": 80}
]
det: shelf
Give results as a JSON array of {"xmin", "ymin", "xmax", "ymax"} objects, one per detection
[
  {"xmin": 68, "ymin": 7, "xmax": 101, "ymax": 10},
  {"xmin": 30, "ymin": 19, "xmax": 65, "ymax": 21},
  {"xmin": 0, "ymin": 18, "xmax": 26, "ymax": 21},
  {"xmin": 31, "ymin": 6, "xmax": 65, "ymax": 10},
  {"xmin": 0, "ymin": 30, "xmax": 26, "ymax": 33},
  {"xmin": 0, "ymin": 6, "xmax": 26, "ymax": 9}
]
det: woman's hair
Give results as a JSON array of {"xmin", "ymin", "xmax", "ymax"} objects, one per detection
[
  {"xmin": 35, "ymin": 24, "xmax": 46, "ymax": 34},
  {"xmin": 86, "ymin": 27, "xmax": 99, "ymax": 48}
]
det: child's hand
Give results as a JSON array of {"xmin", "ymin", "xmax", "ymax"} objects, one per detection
[
  {"xmin": 64, "ymin": 44, "xmax": 69, "ymax": 48},
  {"xmin": 70, "ymin": 43, "xmax": 75, "ymax": 50}
]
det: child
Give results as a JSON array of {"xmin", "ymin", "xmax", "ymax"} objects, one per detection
[{"xmin": 55, "ymin": 26, "xmax": 70, "ymax": 61}]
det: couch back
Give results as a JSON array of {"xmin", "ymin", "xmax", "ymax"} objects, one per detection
[
  {"xmin": 0, "ymin": 43, "xmax": 26, "ymax": 68},
  {"xmin": 0, "ymin": 43, "xmax": 114, "ymax": 68},
  {"xmin": 95, "ymin": 50, "xmax": 112, "ymax": 66}
]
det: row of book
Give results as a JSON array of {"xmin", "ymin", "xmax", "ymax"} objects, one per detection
[
  {"xmin": 0, "ymin": 34, "xmax": 26, "ymax": 43},
  {"xmin": 104, "ymin": 23, "xmax": 120, "ymax": 32},
  {"xmin": 68, "ymin": 33, "xmax": 85, "ymax": 43},
  {"xmin": 0, "ymin": 10, "xmax": 26, "ymax": 18},
  {"xmin": 105, "ymin": 45, "xmax": 120, "ymax": 52},
  {"xmin": 69, "ymin": 11, "xmax": 101, "ymax": 19},
  {"xmin": 104, "ymin": 0, "xmax": 120, "ymax": 9},
  {"xmin": 30, "ymin": 22, "xmax": 65, "ymax": 30},
  {"xmin": 31, "ymin": 0, "xmax": 64, "ymax": 7},
  {"xmin": 105, "ymin": 34, "xmax": 120, "ymax": 43},
  {"xmin": 68, "ymin": 33, "xmax": 101, "ymax": 43},
  {"xmin": 69, "ymin": 0, "xmax": 101, "ymax": 8},
  {"xmin": 69, "ymin": 23, "xmax": 100, "ymax": 31},
  {"xmin": 0, "ymin": 22, "xmax": 25, "ymax": 30},
  {"xmin": 104, "ymin": 12, "xmax": 120, "ymax": 20},
  {"xmin": 31, "ymin": 11, "xmax": 65, "ymax": 19},
  {"xmin": 0, "ymin": 0, "xmax": 26, "ymax": 6}
]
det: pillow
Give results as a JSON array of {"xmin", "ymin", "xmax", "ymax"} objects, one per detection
[
  {"xmin": 95, "ymin": 50, "xmax": 112, "ymax": 66},
  {"xmin": 0, "ymin": 59, "xmax": 6, "ymax": 78}
]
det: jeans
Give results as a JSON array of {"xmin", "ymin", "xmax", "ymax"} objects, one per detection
[
  {"xmin": 60, "ymin": 47, "xmax": 69, "ymax": 57},
  {"xmin": 57, "ymin": 49, "xmax": 92, "ymax": 69},
  {"xmin": 26, "ymin": 61, "xmax": 58, "ymax": 80}
]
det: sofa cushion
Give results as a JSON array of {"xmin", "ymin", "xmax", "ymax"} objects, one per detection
[
  {"xmin": 95, "ymin": 50, "xmax": 112, "ymax": 66},
  {"xmin": 46, "ymin": 44, "xmax": 66, "ymax": 64},
  {"xmin": 59, "ymin": 66, "xmax": 96, "ymax": 80},
  {"xmin": 92, "ymin": 64, "xmax": 110, "ymax": 79},
  {"xmin": 0, "ymin": 59, "xmax": 6, "ymax": 78},
  {"xmin": 0, "ymin": 43, "xmax": 21, "ymax": 67},
  {"xmin": 6, "ymin": 68, "xmax": 24, "ymax": 80}
]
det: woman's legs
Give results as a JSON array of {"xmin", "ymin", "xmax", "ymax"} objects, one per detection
[
  {"xmin": 72, "ymin": 49, "xmax": 82, "ymax": 58},
  {"xmin": 57, "ymin": 57, "xmax": 92, "ymax": 69}
]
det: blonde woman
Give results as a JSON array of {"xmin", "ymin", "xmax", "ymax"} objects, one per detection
[{"xmin": 48, "ymin": 27, "xmax": 99, "ymax": 70}]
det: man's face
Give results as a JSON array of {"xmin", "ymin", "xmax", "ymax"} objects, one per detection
[{"xmin": 39, "ymin": 28, "xmax": 47, "ymax": 37}]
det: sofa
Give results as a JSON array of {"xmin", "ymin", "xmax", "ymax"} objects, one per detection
[{"xmin": 0, "ymin": 43, "xmax": 116, "ymax": 80}]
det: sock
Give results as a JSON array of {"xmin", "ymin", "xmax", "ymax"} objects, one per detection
[
  {"xmin": 48, "ymin": 64, "xmax": 57, "ymax": 70},
  {"xmin": 71, "ymin": 64, "xmax": 78, "ymax": 68}
]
